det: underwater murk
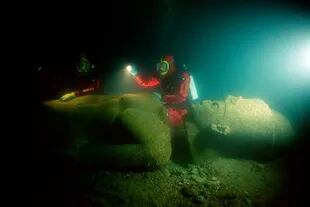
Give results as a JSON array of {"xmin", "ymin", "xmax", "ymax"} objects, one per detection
[{"xmin": 32, "ymin": 0, "xmax": 310, "ymax": 207}]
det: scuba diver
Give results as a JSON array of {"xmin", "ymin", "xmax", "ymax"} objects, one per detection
[
  {"xmin": 60, "ymin": 53, "xmax": 100, "ymax": 101},
  {"xmin": 128, "ymin": 55, "xmax": 195, "ymax": 163}
]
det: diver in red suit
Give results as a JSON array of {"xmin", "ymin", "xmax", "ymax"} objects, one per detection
[
  {"xmin": 60, "ymin": 53, "xmax": 100, "ymax": 101},
  {"xmin": 128, "ymin": 55, "xmax": 193, "ymax": 163}
]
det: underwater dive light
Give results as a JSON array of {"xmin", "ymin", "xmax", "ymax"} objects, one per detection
[
  {"xmin": 126, "ymin": 64, "xmax": 137, "ymax": 76},
  {"xmin": 126, "ymin": 65, "xmax": 133, "ymax": 73}
]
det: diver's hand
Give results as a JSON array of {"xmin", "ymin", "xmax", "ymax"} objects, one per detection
[
  {"xmin": 60, "ymin": 92, "xmax": 76, "ymax": 102},
  {"xmin": 152, "ymin": 92, "xmax": 167, "ymax": 105},
  {"xmin": 153, "ymin": 92, "xmax": 162, "ymax": 100},
  {"xmin": 127, "ymin": 65, "xmax": 138, "ymax": 76}
]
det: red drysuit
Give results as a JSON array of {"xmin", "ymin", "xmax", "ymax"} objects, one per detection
[{"xmin": 134, "ymin": 55, "xmax": 190, "ymax": 127}]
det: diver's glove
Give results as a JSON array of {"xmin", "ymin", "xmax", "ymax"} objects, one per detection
[
  {"xmin": 60, "ymin": 92, "xmax": 76, "ymax": 102},
  {"xmin": 153, "ymin": 92, "xmax": 167, "ymax": 105},
  {"xmin": 153, "ymin": 92, "xmax": 161, "ymax": 101},
  {"xmin": 127, "ymin": 64, "xmax": 138, "ymax": 76}
]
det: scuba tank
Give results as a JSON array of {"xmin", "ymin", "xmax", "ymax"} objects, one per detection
[
  {"xmin": 189, "ymin": 75, "xmax": 198, "ymax": 100},
  {"xmin": 183, "ymin": 64, "xmax": 199, "ymax": 101}
]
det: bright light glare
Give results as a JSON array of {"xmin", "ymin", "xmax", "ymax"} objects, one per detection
[
  {"xmin": 287, "ymin": 41, "xmax": 310, "ymax": 84},
  {"xmin": 126, "ymin": 65, "xmax": 132, "ymax": 72},
  {"xmin": 299, "ymin": 46, "xmax": 310, "ymax": 68}
]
